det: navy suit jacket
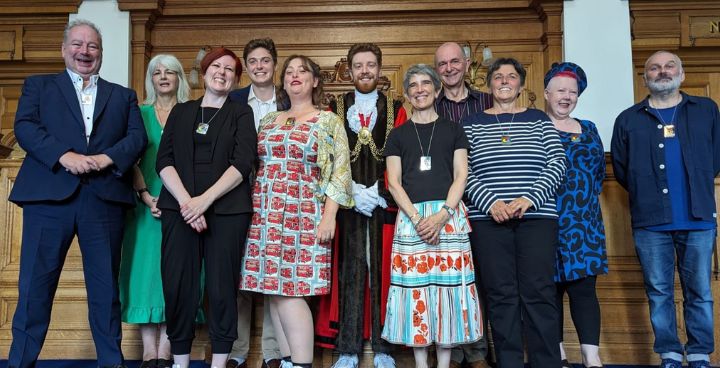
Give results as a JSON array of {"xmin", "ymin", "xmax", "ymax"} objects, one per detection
[
  {"xmin": 229, "ymin": 85, "xmax": 251, "ymax": 105},
  {"xmin": 9, "ymin": 71, "xmax": 147, "ymax": 206}
]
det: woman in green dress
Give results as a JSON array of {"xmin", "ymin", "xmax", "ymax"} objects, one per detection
[{"xmin": 119, "ymin": 54, "xmax": 192, "ymax": 368}]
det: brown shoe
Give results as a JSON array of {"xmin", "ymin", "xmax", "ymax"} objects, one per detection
[
  {"xmin": 262, "ymin": 359, "xmax": 282, "ymax": 368},
  {"xmin": 468, "ymin": 360, "xmax": 491, "ymax": 368},
  {"xmin": 449, "ymin": 361, "xmax": 462, "ymax": 368}
]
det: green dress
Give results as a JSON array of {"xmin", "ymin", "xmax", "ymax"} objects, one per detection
[{"xmin": 119, "ymin": 105, "xmax": 205, "ymax": 324}]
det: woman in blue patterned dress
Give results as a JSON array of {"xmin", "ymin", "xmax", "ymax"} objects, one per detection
[{"xmin": 544, "ymin": 62, "xmax": 607, "ymax": 368}]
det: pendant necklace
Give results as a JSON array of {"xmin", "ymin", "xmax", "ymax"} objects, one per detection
[
  {"xmin": 495, "ymin": 109, "xmax": 516, "ymax": 144},
  {"xmin": 284, "ymin": 108, "xmax": 317, "ymax": 127},
  {"xmin": 196, "ymin": 106, "xmax": 221, "ymax": 135},
  {"xmin": 559, "ymin": 119, "xmax": 581, "ymax": 142},
  {"xmin": 412, "ymin": 118, "xmax": 437, "ymax": 171},
  {"xmin": 651, "ymin": 97, "xmax": 679, "ymax": 139}
]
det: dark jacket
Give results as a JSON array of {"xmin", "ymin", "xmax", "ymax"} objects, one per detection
[
  {"xmin": 611, "ymin": 92, "xmax": 720, "ymax": 228},
  {"xmin": 10, "ymin": 72, "xmax": 147, "ymax": 206},
  {"xmin": 156, "ymin": 97, "xmax": 257, "ymax": 214},
  {"xmin": 229, "ymin": 85, "xmax": 250, "ymax": 104}
]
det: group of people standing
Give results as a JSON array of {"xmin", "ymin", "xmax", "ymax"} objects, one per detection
[{"xmin": 5, "ymin": 18, "xmax": 717, "ymax": 368}]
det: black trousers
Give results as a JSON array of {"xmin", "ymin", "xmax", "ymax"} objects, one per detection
[
  {"xmin": 556, "ymin": 276, "xmax": 600, "ymax": 345},
  {"xmin": 161, "ymin": 209, "xmax": 250, "ymax": 355},
  {"xmin": 334, "ymin": 208, "xmax": 394, "ymax": 355},
  {"xmin": 470, "ymin": 218, "xmax": 561, "ymax": 368}
]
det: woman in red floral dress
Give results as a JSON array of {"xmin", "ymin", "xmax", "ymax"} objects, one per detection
[{"xmin": 240, "ymin": 55, "xmax": 353, "ymax": 368}]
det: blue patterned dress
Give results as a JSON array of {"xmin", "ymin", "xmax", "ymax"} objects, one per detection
[{"xmin": 555, "ymin": 119, "xmax": 608, "ymax": 282}]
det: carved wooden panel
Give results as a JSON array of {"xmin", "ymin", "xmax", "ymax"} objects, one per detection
[
  {"xmin": 0, "ymin": 26, "xmax": 23, "ymax": 61},
  {"xmin": 1, "ymin": 86, "xmax": 21, "ymax": 133},
  {"xmin": 682, "ymin": 12, "xmax": 720, "ymax": 47}
]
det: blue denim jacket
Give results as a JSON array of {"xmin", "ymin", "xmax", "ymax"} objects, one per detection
[{"xmin": 611, "ymin": 92, "xmax": 720, "ymax": 228}]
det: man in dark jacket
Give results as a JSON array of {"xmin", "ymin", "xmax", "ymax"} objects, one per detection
[
  {"xmin": 611, "ymin": 50, "xmax": 718, "ymax": 368},
  {"xmin": 8, "ymin": 19, "xmax": 147, "ymax": 368}
]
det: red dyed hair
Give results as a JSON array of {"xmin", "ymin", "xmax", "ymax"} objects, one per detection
[
  {"xmin": 554, "ymin": 70, "xmax": 578, "ymax": 80},
  {"xmin": 200, "ymin": 47, "xmax": 242, "ymax": 83}
]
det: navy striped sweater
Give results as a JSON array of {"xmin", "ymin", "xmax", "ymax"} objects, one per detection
[{"xmin": 461, "ymin": 108, "xmax": 566, "ymax": 220}]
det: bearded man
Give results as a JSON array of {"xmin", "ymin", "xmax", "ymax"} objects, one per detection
[
  {"xmin": 611, "ymin": 51, "xmax": 718, "ymax": 368},
  {"xmin": 315, "ymin": 43, "xmax": 407, "ymax": 368}
]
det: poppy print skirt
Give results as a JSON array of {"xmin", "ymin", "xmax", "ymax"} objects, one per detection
[{"xmin": 381, "ymin": 200, "xmax": 483, "ymax": 347}]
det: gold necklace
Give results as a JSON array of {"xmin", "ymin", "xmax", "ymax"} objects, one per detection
[{"xmin": 494, "ymin": 107, "xmax": 516, "ymax": 144}]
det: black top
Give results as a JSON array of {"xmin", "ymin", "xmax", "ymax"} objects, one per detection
[
  {"xmin": 193, "ymin": 107, "xmax": 218, "ymax": 165},
  {"xmin": 384, "ymin": 117, "xmax": 468, "ymax": 203},
  {"xmin": 156, "ymin": 97, "xmax": 257, "ymax": 214}
]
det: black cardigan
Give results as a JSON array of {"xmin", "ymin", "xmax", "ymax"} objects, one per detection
[{"xmin": 156, "ymin": 97, "xmax": 257, "ymax": 214}]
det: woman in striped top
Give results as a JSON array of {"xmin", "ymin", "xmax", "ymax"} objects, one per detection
[{"xmin": 461, "ymin": 57, "xmax": 566, "ymax": 368}]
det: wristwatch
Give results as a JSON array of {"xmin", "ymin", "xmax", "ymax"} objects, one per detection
[{"xmin": 442, "ymin": 204, "xmax": 455, "ymax": 216}]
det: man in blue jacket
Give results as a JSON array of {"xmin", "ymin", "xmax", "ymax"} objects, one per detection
[
  {"xmin": 611, "ymin": 51, "xmax": 717, "ymax": 368},
  {"xmin": 7, "ymin": 19, "xmax": 147, "ymax": 368}
]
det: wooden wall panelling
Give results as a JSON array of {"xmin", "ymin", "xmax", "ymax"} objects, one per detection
[
  {"xmin": 0, "ymin": 26, "xmax": 23, "ymax": 61},
  {"xmin": 0, "ymin": 14, "xmax": 70, "ymax": 131},
  {"xmin": 1, "ymin": 86, "xmax": 21, "ymax": 134},
  {"xmin": 0, "ymin": 2, "xmax": 80, "ymax": 15}
]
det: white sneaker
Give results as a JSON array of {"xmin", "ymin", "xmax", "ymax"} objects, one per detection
[
  {"xmin": 280, "ymin": 361, "xmax": 294, "ymax": 368},
  {"xmin": 373, "ymin": 353, "xmax": 395, "ymax": 368},
  {"xmin": 332, "ymin": 354, "xmax": 359, "ymax": 368}
]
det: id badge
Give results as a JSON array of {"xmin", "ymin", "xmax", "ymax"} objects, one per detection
[
  {"xmin": 420, "ymin": 156, "xmax": 432, "ymax": 171},
  {"xmin": 81, "ymin": 94, "xmax": 93, "ymax": 105},
  {"xmin": 500, "ymin": 135, "xmax": 511, "ymax": 144},
  {"xmin": 196, "ymin": 123, "xmax": 209, "ymax": 135},
  {"xmin": 663, "ymin": 125, "xmax": 675, "ymax": 138}
]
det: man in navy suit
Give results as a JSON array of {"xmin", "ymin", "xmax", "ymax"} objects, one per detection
[
  {"xmin": 7, "ymin": 19, "xmax": 147, "ymax": 368},
  {"xmin": 226, "ymin": 38, "xmax": 282, "ymax": 368}
]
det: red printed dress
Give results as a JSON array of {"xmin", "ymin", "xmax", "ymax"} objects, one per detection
[{"xmin": 240, "ymin": 111, "xmax": 353, "ymax": 296}]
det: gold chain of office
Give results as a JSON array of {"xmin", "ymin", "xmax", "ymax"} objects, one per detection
[{"xmin": 337, "ymin": 94, "xmax": 395, "ymax": 163}]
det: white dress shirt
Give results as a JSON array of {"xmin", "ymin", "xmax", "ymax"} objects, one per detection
[
  {"xmin": 67, "ymin": 68, "xmax": 99, "ymax": 143},
  {"xmin": 247, "ymin": 85, "xmax": 277, "ymax": 131}
]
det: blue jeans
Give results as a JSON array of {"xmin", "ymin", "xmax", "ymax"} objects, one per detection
[{"xmin": 632, "ymin": 228, "xmax": 715, "ymax": 362}]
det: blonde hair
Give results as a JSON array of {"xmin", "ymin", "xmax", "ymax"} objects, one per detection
[{"xmin": 144, "ymin": 54, "xmax": 191, "ymax": 105}]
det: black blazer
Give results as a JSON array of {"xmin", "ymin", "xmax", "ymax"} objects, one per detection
[{"xmin": 156, "ymin": 97, "xmax": 257, "ymax": 214}]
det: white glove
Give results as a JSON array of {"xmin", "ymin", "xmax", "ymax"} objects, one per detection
[
  {"xmin": 352, "ymin": 181, "xmax": 366, "ymax": 196},
  {"xmin": 371, "ymin": 181, "xmax": 388, "ymax": 209},
  {"xmin": 356, "ymin": 189, "xmax": 377, "ymax": 216},
  {"xmin": 352, "ymin": 181, "xmax": 372, "ymax": 216}
]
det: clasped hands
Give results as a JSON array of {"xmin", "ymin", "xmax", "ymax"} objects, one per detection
[
  {"xmin": 59, "ymin": 151, "xmax": 113, "ymax": 175},
  {"xmin": 488, "ymin": 197, "xmax": 533, "ymax": 223},
  {"xmin": 352, "ymin": 181, "xmax": 387, "ymax": 217},
  {"xmin": 180, "ymin": 194, "xmax": 213, "ymax": 233},
  {"xmin": 415, "ymin": 211, "xmax": 450, "ymax": 246}
]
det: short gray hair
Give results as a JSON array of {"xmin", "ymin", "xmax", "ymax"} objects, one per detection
[
  {"xmin": 144, "ymin": 54, "xmax": 191, "ymax": 105},
  {"xmin": 63, "ymin": 19, "xmax": 102, "ymax": 48},
  {"xmin": 643, "ymin": 50, "xmax": 684, "ymax": 74},
  {"xmin": 403, "ymin": 64, "xmax": 442, "ymax": 92}
]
